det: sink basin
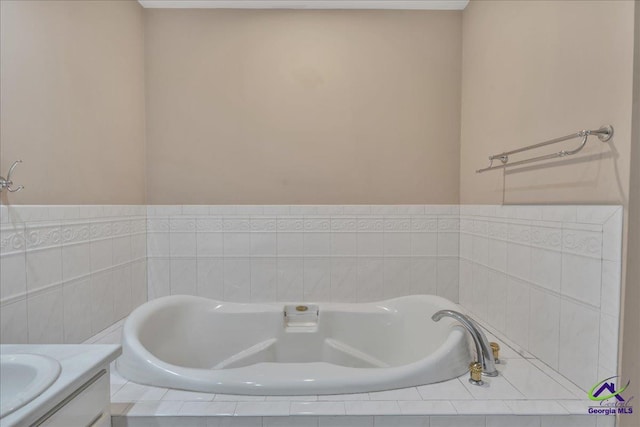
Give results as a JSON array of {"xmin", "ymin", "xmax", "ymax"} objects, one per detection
[{"xmin": 0, "ymin": 354, "xmax": 61, "ymax": 418}]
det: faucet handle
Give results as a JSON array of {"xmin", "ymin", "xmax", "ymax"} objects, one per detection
[
  {"xmin": 490, "ymin": 342, "xmax": 500, "ymax": 364},
  {"xmin": 469, "ymin": 362, "xmax": 484, "ymax": 386}
]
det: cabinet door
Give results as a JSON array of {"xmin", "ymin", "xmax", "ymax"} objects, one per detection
[{"xmin": 37, "ymin": 370, "xmax": 110, "ymax": 427}]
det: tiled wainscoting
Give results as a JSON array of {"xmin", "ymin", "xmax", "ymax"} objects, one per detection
[
  {"xmin": 146, "ymin": 205, "xmax": 461, "ymax": 303},
  {"xmin": 457, "ymin": 205, "xmax": 623, "ymax": 392},
  {"xmin": 0, "ymin": 205, "xmax": 147, "ymax": 344},
  {"xmin": 0, "ymin": 204, "xmax": 624, "ymax": 404}
]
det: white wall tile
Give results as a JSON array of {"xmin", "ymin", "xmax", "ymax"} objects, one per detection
[
  {"xmin": 197, "ymin": 258, "xmax": 224, "ymax": 299},
  {"xmin": 576, "ymin": 206, "xmax": 620, "ymax": 225},
  {"xmin": 224, "ymin": 232, "xmax": 251, "ymax": 257},
  {"xmin": 331, "ymin": 232, "xmax": 357, "ymax": 256},
  {"xmin": 277, "ymin": 258, "xmax": 304, "ymax": 301},
  {"xmin": 458, "ymin": 259, "xmax": 473, "ymax": 308},
  {"xmin": 486, "ymin": 270, "xmax": 507, "ymax": 332},
  {"xmin": 357, "ymin": 258, "xmax": 384, "ymax": 302},
  {"xmin": 559, "ymin": 299, "xmax": 600, "ymax": 390},
  {"xmin": 357, "ymin": 233, "xmax": 384, "ymax": 257},
  {"xmin": 113, "ymin": 264, "xmax": 133, "ymax": 320},
  {"xmin": 170, "ymin": 259, "xmax": 197, "ymax": 295},
  {"xmin": 90, "ymin": 238, "xmax": 112, "ymax": 271},
  {"xmin": 562, "ymin": 228, "xmax": 602, "ymax": 259},
  {"xmin": 369, "ymin": 388, "xmax": 421, "ymax": 401},
  {"xmin": 437, "ymin": 258, "xmax": 458, "ymax": 303},
  {"xmin": 61, "ymin": 242, "xmax": 91, "ymax": 281},
  {"xmin": 171, "ymin": 218, "xmax": 196, "ymax": 232},
  {"xmin": 506, "ymin": 243, "xmax": 531, "ymax": 282},
  {"xmin": 91, "ymin": 270, "xmax": 114, "ymax": 334},
  {"xmin": 0, "ymin": 203, "xmax": 624, "ymax": 394},
  {"xmin": 409, "ymin": 233, "xmax": 435, "ymax": 256},
  {"xmin": 530, "ymin": 248, "xmax": 561, "ymax": 293},
  {"xmin": 460, "ymin": 233, "xmax": 473, "ymax": 260},
  {"xmin": 530, "ymin": 225, "xmax": 561, "ymax": 252},
  {"xmin": 430, "ymin": 415, "xmax": 485, "ymax": 427},
  {"xmin": 505, "ymin": 277, "xmax": 530, "ymax": 349},
  {"xmin": 561, "ymin": 253, "xmax": 601, "ymax": 307},
  {"xmin": 147, "ymin": 232, "xmax": 170, "ymax": 257},
  {"xmin": 541, "ymin": 415, "xmax": 596, "ymax": 427},
  {"xmin": 304, "ymin": 258, "xmax": 331, "ymax": 301},
  {"xmin": 171, "ymin": 232, "xmax": 197, "ymax": 257},
  {"xmin": 501, "ymin": 359, "xmax": 573, "ymax": 400},
  {"xmin": 305, "ymin": 233, "xmax": 332, "ymax": 256},
  {"xmin": 131, "ymin": 259, "xmax": 147, "ymax": 309},
  {"xmin": 251, "ymin": 232, "xmax": 277, "ymax": 257},
  {"xmin": 486, "ymin": 416, "xmax": 541, "ymax": 427},
  {"xmin": 374, "ymin": 415, "xmax": 429, "ymax": 427},
  {"xmin": 0, "ymin": 252, "xmax": 26, "ymax": 300},
  {"xmin": 331, "ymin": 258, "xmax": 358, "ymax": 302},
  {"xmin": 196, "ymin": 232, "xmax": 223, "ymax": 257},
  {"xmin": 417, "ymin": 379, "xmax": 473, "ymax": 400},
  {"xmin": 487, "ymin": 239, "xmax": 507, "ymax": 272},
  {"xmin": 542, "ymin": 206, "xmax": 577, "ymax": 223},
  {"xmin": 345, "ymin": 401, "xmax": 401, "ymax": 416},
  {"xmin": 602, "ymin": 210, "xmax": 622, "ymax": 262},
  {"xmin": 451, "ymin": 400, "xmax": 511, "ymax": 414},
  {"xmin": 26, "ymin": 247, "xmax": 62, "ymax": 292},
  {"xmin": 528, "ymin": 288, "xmax": 560, "ymax": 370},
  {"xmin": 278, "ymin": 233, "xmax": 304, "ymax": 256},
  {"xmin": 148, "ymin": 258, "xmax": 171, "ymax": 300},
  {"xmin": 471, "ymin": 263, "xmax": 488, "ymax": 320},
  {"xmin": 113, "ymin": 235, "xmax": 132, "ymax": 265},
  {"xmin": 504, "ymin": 400, "xmax": 567, "ymax": 415},
  {"xmin": 438, "ymin": 232, "xmax": 458, "ymax": 257},
  {"xmin": 0, "ymin": 299, "xmax": 28, "ymax": 344},
  {"xmin": 27, "ymin": 287, "xmax": 64, "ymax": 344},
  {"xmin": 598, "ymin": 314, "xmax": 618, "ymax": 374},
  {"xmin": 63, "ymin": 278, "xmax": 93, "ymax": 343},
  {"xmin": 383, "ymin": 258, "xmax": 412, "ymax": 298},
  {"xmin": 223, "ymin": 258, "xmax": 251, "ymax": 302},
  {"xmin": 461, "ymin": 373, "xmax": 524, "ymax": 400},
  {"xmin": 290, "ymin": 402, "xmax": 346, "ymax": 416},
  {"xmin": 472, "ymin": 235, "xmax": 489, "ymax": 265},
  {"xmin": 250, "ymin": 258, "xmax": 277, "ymax": 302},
  {"xmin": 600, "ymin": 261, "xmax": 621, "ymax": 317},
  {"xmin": 409, "ymin": 257, "xmax": 437, "ymax": 296},
  {"xmin": 196, "ymin": 218, "xmax": 223, "ymax": 232}
]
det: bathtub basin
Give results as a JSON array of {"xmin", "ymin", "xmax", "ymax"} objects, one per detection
[{"xmin": 117, "ymin": 295, "xmax": 471, "ymax": 395}]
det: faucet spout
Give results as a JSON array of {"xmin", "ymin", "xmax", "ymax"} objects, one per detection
[{"xmin": 432, "ymin": 309, "xmax": 498, "ymax": 377}]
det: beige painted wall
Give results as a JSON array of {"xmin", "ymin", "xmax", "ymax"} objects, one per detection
[
  {"xmin": 620, "ymin": 3, "xmax": 640, "ymax": 426},
  {"xmin": 0, "ymin": 0, "xmax": 146, "ymax": 205},
  {"xmin": 144, "ymin": 10, "xmax": 461, "ymax": 204},
  {"xmin": 460, "ymin": 0, "xmax": 634, "ymax": 206},
  {"xmin": 460, "ymin": 1, "xmax": 637, "ymax": 425}
]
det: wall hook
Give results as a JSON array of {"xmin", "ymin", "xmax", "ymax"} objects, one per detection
[{"xmin": 0, "ymin": 160, "xmax": 24, "ymax": 193}]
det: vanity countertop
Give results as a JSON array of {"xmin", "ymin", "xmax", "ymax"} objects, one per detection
[{"xmin": 0, "ymin": 344, "xmax": 121, "ymax": 427}]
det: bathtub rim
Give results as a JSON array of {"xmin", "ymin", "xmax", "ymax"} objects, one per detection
[{"xmin": 117, "ymin": 294, "xmax": 472, "ymax": 395}]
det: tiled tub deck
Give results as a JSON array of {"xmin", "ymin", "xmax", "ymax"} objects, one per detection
[{"xmin": 88, "ymin": 317, "xmax": 616, "ymax": 427}]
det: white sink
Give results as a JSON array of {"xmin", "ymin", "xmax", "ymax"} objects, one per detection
[{"xmin": 0, "ymin": 354, "xmax": 61, "ymax": 418}]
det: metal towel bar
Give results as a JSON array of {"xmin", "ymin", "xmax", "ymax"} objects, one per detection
[{"xmin": 476, "ymin": 125, "xmax": 613, "ymax": 173}]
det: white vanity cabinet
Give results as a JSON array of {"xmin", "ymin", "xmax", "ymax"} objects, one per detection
[
  {"xmin": 0, "ymin": 345, "xmax": 121, "ymax": 427},
  {"xmin": 34, "ymin": 368, "xmax": 111, "ymax": 427}
]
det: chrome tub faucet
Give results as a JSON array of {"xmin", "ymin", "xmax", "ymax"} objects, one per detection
[{"xmin": 432, "ymin": 310, "xmax": 499, "ymax": 381}]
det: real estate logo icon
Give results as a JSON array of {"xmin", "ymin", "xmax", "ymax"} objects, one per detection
[
  {"xmin": 587, "ymin": 376, "xmax": 634, "ymax": 416},
  {"xmin": 589, "ymin": 376, "xmax": 629, "ymax": 402}
]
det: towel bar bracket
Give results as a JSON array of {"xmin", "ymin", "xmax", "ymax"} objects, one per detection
[{"xmin": 476, "ymin": 125, "xmax": 613, "ymax": 173}]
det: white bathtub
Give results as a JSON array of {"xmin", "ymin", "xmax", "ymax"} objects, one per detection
[{"xmin": 116, "ymin": 295, "xmax": 471, "ymax": 395}]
